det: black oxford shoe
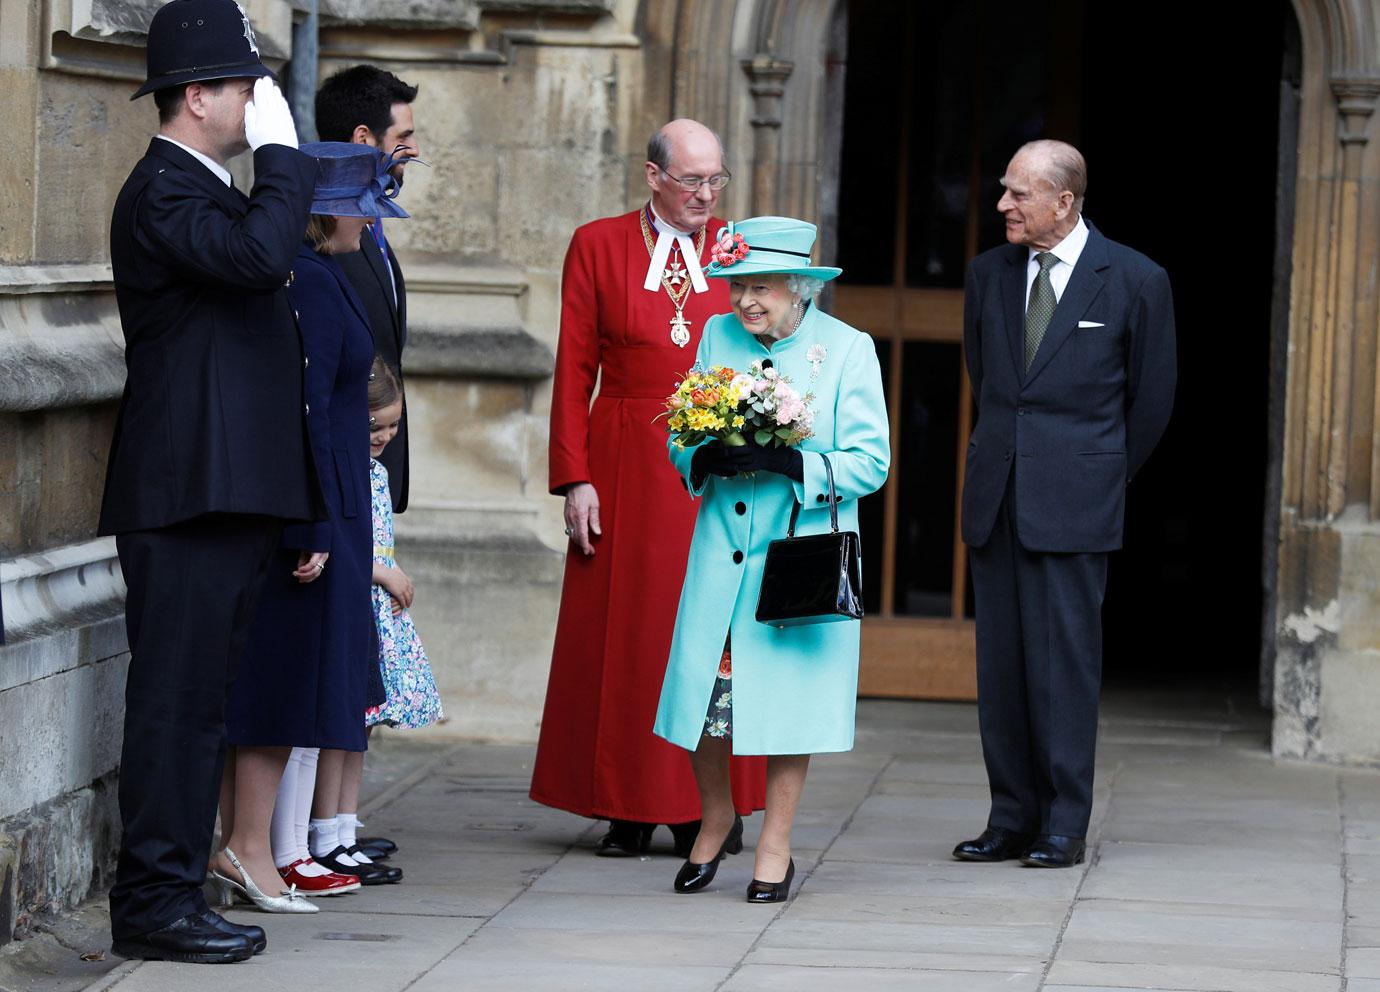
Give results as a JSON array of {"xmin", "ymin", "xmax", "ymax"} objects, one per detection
[
  {"xmin": 952, "ymin": 826, "xmax": 1035, "ymax": 862},
  {"xmin": 111, "ymin": 912, "xmax": 254, "ymax": 964},
  {"xmin": 357, "ymin": 835, "xmax": 397, "ymax": 857},
  {"xmin": 1020, "ymin": 834, "xmax": 1086, "ymax": 868},
  {"xmin": 596, "ymin": 820, "xmax": 655, "ymax": 857},
  {"xmin": 198, "ymin": 910, "xmax": 266, "ymax": 954}
]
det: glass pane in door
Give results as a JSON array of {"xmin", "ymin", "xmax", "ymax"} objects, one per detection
[{"xmin": 894, "ymin": 341, "xmax": 961, "ymax": 616}]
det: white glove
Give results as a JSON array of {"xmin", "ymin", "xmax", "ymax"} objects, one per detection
[{"xmin": 243, "ymin": 77, "xmax": 299, "ymax": 151}]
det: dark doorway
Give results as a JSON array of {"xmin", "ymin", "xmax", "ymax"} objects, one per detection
[
  {"xmin": 833, "ymin": 0, "xmax": 1296, "ymax": 698},
  {"xmin": 1086, "ymin": 2, "xmax": 1295, "ymax": 693}
]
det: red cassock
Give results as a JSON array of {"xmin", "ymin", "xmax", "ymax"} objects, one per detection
[{"xmin": 530, "ymin": 207, "xmax": 768, "ymax": 822}]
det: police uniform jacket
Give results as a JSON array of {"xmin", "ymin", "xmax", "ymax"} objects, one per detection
[{"xmin": 98, "ymin": 138, "xmax": 322, "ymax": 535}]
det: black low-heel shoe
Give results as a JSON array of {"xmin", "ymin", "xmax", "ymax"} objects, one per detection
[
  {"xmin": 745, "ymin": 857, "xmax": 795, "ymax": 904},
  {"xmin": 673, "ymin": 815, "xmax": 744, "ymax": 893}
]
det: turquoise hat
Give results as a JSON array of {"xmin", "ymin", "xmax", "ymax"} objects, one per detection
[{"xmin": 704, "ymin": 215, "xmax": 842, "ymax": 282}]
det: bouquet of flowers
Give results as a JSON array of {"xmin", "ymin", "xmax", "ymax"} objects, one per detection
[{"xmin": 663, "ymin": 361, "xmax": 815, "ymax": 450}]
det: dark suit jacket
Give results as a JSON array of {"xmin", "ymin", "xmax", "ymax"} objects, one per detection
[
  {"xmin": 337, "ymin": 231, "xmax": 409, "ymax": 513},
  {"xmin": 961, "ymin": 222, "xmax": 1177, "ymax": 553},
  {"xmin": 99, "ymin": 138, "xmax": 323, "ymax": 535}
]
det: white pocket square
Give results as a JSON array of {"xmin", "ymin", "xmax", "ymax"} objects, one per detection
[{"xmin": 1078, "ymin": 320, "xmax": 1106, "ymax": 328}]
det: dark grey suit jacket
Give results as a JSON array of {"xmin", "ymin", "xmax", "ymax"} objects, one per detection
[
  {"xmin": 337, "ymin": 231, "xmax": 409, "ymax": 513},
  {"xmin": 961, "ymin": 222, "xmax": 1177, "ymax": 553}
]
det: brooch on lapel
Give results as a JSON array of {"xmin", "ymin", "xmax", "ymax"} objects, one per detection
[{"xmin": 806, "ymin": 344, "xmax": 827, "ymax": 382}]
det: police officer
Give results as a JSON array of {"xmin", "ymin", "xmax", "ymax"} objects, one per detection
[{"xmin": 101, "ymin": 0, "xmax": 321, "ymax": 964}]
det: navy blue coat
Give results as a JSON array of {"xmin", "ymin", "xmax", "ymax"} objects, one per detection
[
  {"xmin": 99, "ymin": 139, "xmax": 322, "ymax": 535},
  {"xmin": 961, "ymin": 224, "xmax": 1177, "ymax": 553},
  {"xmin": 227, "ymin": 246, "xmax": 377, "ymax": 751}
]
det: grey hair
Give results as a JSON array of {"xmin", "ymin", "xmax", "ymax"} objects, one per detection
[
  {"xmin": 1017, "ymin": 139, "xmax": 1088, "ymax": 213},
  {"xmin": 785, "ymin": 273, "xmax": 826, "ymax": 302},
  {"xmin": 647, "ymin": 127, "xmax": 726, "ymax": 172}
]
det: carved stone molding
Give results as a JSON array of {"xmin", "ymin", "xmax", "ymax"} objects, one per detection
[
  {"xmin": 741, "ymin": 54, "xmax": 793, "ymax": 215},
  {"xmin": 1331, "ymin": 76, "xmax": 1380, "ymax": 142},
  {"xmin": 0, "ymin": 538, "xmax": 125, "ymax": 646}
]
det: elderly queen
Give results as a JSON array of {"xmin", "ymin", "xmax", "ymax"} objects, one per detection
[{"xmin": 653, "ymin": 216, "xmax": 891, "ymax": 902}]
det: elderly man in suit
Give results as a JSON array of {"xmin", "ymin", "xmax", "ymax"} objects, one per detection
[
  {"xmin": 100, "ymin": 0, "xmax": 318, "ymax": 963},
  {"xmin": 954, "ymin": 140, "xmax": 1176, "ymax": 869}
]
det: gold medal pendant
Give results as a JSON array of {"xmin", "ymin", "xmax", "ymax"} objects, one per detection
[{"xmin": 641, "ymin": 207, "xmax": 704, "ymax": 349}]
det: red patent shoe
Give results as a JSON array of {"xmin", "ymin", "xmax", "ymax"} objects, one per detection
[{"xmin": 277, "ymin": 858, "xmax": 361, "ymax": 896}]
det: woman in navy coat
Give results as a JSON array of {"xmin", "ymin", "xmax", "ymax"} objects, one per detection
[{"xmin": 214, "ymin": 144, "xmax": 407, "ymax": 911}]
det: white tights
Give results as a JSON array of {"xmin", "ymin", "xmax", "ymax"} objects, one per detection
[{"xmin": 271, "ymin": 747, "xmax": 332, "ymax": 877}]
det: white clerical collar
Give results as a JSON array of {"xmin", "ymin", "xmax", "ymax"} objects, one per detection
[
  {"xmin": 156, "ymin": 135, "xmax": 233, "ymax": 188},
  {"xmin": 643, "ymin": 202, "xmax": 710, "ymax": 295}
]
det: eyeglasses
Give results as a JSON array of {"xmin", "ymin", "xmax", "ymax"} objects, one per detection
[{"xmin": 657, "ymin": 167, "xmax": 732, "ymax": 192}]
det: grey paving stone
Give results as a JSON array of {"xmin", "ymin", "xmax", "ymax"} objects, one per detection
[
  {"xmin": 721, "ymin": 964, "xmax": 1041, "ymax": 991},
  {"xmin": 411, "ymin": 959, "xmax": 730, "ymax": 991},
  {"xmin": 1350, "ymin": 946, "xmax": 1380, "ymax": 978},
  {"xmin": 1058, "ymin": 905, "xmax": 1340, "ymax": 974},
  {"xmin": 486, "ymin": 890, "xmax": 774, "ymax": 933},
  {"xmin": 741, "ymin": 944, "xmax": 1044, "ymax": 973},
  {"xmin": 1044, "ymin": 960, "xmax": 1341, "ymax": 992},
  {"xmin": 444, "ymin": 925, "xmax": 759, "ymax": 967},
  {"xmin": 758, "ymin": 917, "xmax": 1061, "ymax": 957},
  {"xmin": 1077, "ymin": 862, "xmax": 1342, "ymax": 917}
]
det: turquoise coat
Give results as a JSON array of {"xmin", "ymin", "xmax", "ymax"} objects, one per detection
[{"xmin": 653, "ymin": 305, "xmax": 891, "ymax": 755}]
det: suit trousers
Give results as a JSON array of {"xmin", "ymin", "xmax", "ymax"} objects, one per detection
[
  {"xmin": 968, "ymin": 490, "xmax": 1108, "ymax": 839},
  {"xmin": 109, "ymin": 514, "xmax": 280, "ymax": 939}
]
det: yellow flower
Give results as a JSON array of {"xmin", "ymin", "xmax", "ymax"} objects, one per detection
[{"xmin": 732, "ymin": 415, "xmax": 745, "ymax": 428}]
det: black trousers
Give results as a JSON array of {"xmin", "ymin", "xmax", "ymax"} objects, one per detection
[
  {"xmin": 109, "ymin": 514, "xmax": 280, "ymax": 939},
  {"xmin": 968, "ymin": 493, "xmax": 1108, "ymax": 839}
]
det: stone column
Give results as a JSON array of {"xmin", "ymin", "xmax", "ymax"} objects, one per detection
[{"xmin": 741, "ymin": 54, "xmax": 793, "ymax": 216}]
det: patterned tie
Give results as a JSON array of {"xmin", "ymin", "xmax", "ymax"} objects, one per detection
[{"xmin": 1025, "ymin": 251, "xmax": 1058, "ymax": 372}]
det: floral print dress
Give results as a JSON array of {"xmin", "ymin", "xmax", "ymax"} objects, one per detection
[
  {"xmin": 703, "ymin": 637, "xmax": 734, "ymax": 739},
  {"xmin": 366, "ymin": 459, "xmax": 444, "ymax": 729}
]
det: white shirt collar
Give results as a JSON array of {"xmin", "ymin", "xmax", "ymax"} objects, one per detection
[
  {"xmin": 1029, "ymin": 214, "xmax": 1088, "ymax": 269},
  {"xmin": 156, "ymin": 135, "xmax": 233, "ymax": 188},
  {"xmin": 642, "ymin": 201, "xmax": 710, "ymax": 295}
]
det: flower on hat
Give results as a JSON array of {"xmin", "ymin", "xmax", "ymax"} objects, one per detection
[{"xmin": 713, "ymin": 230, "xmax": 750, "ymax": 267}]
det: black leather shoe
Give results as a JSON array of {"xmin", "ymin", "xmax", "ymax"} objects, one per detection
[
  {"xmin": 111, "ymin": 913, "xmax": 254, "ymax": 964},
  {"xmin": 746, "ymin": 857, "xmax": 795, "ymax": 904},
  {"xmin": 356, "ymin": 835, "xmax": 397, "ymax": 858},
  {"xmin": 668, "ymin": 820, "xmax": 701, "ymax": 859},
  {"xmin": 596, "ymin": 820, "xmax": 654, "ymax": 858},
  {"xmin": 952, "ymin": 826, "xmax": 1035, "ymax": 862},
  {"xmin": 673, "ymin": 816, "xmax": 744, "ymax": 893},
  {"xmin": 317, "ymin": 845, "xmax": 404, "ymax": 884},
  {"xmin": 1020, "ymin": 834, "xmax": 1086, "ymax": 868},
  {"xmin": 198, "ymin": 910, "xmax": 266, "ymax": 954}
]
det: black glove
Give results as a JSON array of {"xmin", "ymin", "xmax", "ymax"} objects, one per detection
[
  {"xmin": 741, "ymin": 439, "xmax": 805, "ymax": 481},
  {"xmin": 691, "ymin": 439, "xmax": 750, "ymax": 486}
]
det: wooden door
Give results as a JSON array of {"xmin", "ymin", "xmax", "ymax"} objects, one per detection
[{"xmin": 831, "ymin": 0, "xmax": 1075, "ymax": 699}]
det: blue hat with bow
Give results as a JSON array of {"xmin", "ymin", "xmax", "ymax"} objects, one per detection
[{"xmin": 298, "ymin": 142, "xmax": 410, "ymax": 219}]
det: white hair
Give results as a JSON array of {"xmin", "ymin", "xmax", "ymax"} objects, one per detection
[{"xmin": 785, "ymin": 273, "xmax": 826, "ymax": 302}]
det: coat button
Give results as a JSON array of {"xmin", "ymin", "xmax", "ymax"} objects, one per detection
[
  {"xmin": 294, "ymin": 310, "xmax": 300, "ymax": 320},
  {"xmin": 761, "ymin": 359, "xmax": 774, "ymax": 369},
  {"xmin": 1018, "ymin": 407, "xmax": 1027, "ymax": 416},
  {"xmin": 816, "ymin": 494, "xmax": 826, "ymax": 503},
  {"xmin": 304, "ymin": 404, "xmax": 310, "ymax": 415},
  {"xmin": 303, "ymin": 356, "xmax": 310, "ymax": 369},
  {"xmin": 732, "ymin": 550, "xmax": 744, "ymax": 564},
  {"xmin": 735, "ymin": 501, "xmax": 746, "ymax": 515}
]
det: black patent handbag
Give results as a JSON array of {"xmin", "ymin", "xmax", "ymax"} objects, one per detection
[{"xmin": 755, "ymin": 454, "xmax": 864, "ymax": 628}]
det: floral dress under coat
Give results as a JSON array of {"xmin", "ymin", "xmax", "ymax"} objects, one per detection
[{"xmin": 366, "ymin": 459, "xmax": 444, "ymax": 729}]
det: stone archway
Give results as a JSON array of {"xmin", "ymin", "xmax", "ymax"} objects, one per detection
[{"xmin": 1272, "ymin": 0, "xmax": 1380, "ymax": 760}]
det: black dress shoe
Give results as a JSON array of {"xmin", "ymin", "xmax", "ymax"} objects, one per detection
[
  {"xmin": 673, "ymin": 815, "xmax": 744, "ymax": 893},
  {"xmin": 668, "ymin": 820, "xmax": 701, "ymax": 859},
  {"xmin": 317, "ymin": 845, "xmax": 404, "ymax": 885},
  {"xmin": 746, "ymin": 857, "xmax": 795, "ymax": 904},
  {"xmin": 952, "ymin": 826, "xmax": 1036, "ymax": 862},
  {"xmin": 346, "ymin": 843, "xmax": 399, "ymax": 870},
  {"xmin": 111, "ymin": 913, "xmax": 254, "ymax": 964},
  {"xmin": 596, "ymin": 819, "xmax": 655, "ymax": 858},
  {"xmin": 357, "ymin": 835, "xmax": 397, "ymax": 857},
  {"xmin": 198, "ymin": 910, "xmax": 266, "ymax": 954},
  {"xmin": 1020, "ymin": 834, "xmax": 1086, "ymax": 868}
]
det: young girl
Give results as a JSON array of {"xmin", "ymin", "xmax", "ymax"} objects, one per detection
[{"xmin": 365, "ymin": 357, "xmax": 444, "ymax": 730}]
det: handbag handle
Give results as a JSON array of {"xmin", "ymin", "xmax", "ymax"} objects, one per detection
[{"xmin": 786, "ymin": 453, "xmax": 839, "ymax": 537}]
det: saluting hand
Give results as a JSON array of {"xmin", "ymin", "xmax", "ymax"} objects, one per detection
[
  {"xmin": 563, "ymin": 482, "xmax": 601, "ymax": 557},
  {"xmin": 243, "ymin": 77, "xmax": 299, "ymax": 151}
]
